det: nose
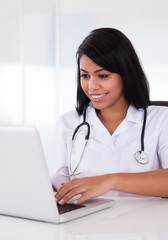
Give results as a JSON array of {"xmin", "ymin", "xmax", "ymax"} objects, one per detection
[{"xmin": 88, "ymin": 77, "xmax": 99, "ymax": 91}]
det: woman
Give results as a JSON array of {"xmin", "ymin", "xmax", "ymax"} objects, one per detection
[{"xmin": 46, "ymin": 28, "xmax": 168, "ymax": 205}]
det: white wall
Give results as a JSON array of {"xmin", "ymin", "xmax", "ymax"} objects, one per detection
[{"xmin": 0, "ymin": 0, "xmax": 168, "ymax": 145}]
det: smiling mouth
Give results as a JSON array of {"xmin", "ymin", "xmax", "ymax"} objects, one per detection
[
  {"xmin": 91, "ymin": 93, "xmax": 107, "ymax": 99},
  {"xmin": 89, "ymin": 93, "xmax": 108, "ymax": 102}
]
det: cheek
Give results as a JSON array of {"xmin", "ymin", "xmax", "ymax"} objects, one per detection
[
  {"xmin": 108, "ymin": 80, "xmax": 123, "ymax": 94},
  {"xmin": 80, "ymin": 80, "xmax": 87, "ymax": 92}
]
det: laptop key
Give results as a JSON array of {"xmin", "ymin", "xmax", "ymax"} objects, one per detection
[{"xmin": 57, "ymin": 203, "xmax": 86, "ymax": 215}]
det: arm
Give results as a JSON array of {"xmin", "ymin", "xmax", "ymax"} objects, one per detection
[
  {"xmin": 112, "ymin": 169, "xmax": 168, "ymax": 197},
  {"xmin": 56, "ymin": 169, "xmax": 168, "ymax": 204}
]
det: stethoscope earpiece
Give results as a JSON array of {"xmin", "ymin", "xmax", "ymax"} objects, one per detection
[{"xmin": 60, "ymin": 171, "xmax": 81, "ymax": 177}]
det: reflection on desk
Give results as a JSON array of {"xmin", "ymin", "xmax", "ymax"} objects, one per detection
[{"xmin": 0, "ymin": 197, "xmax": 168, "ymax": 240}]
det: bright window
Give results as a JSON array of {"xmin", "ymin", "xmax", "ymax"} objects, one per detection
[{"xmin": 0, "ymin": 0, "xmax": 168, "ymax": 146}]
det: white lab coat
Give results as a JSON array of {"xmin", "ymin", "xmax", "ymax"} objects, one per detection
[{"xmin": 45, "ymin": 104, "xmax": 168, "ymax": 196}]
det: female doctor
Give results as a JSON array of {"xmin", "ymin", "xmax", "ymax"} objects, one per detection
[{"xmin": 46, "ymin": 28, "xmax": 168, "ymax": 205}]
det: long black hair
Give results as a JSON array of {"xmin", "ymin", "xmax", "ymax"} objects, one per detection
[{"xmin": 76, "ymin": 28, "xmax": 150, "ymax": 115}]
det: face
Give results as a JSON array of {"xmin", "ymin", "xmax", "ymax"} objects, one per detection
[{"xmin": 80, "ymin": 55, "xmax": 127, "ymax": 112}]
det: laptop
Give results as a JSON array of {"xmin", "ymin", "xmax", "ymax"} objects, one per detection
[{"xmin": 0, "ymin": 126, "xmax": 114, "ymax": 223}]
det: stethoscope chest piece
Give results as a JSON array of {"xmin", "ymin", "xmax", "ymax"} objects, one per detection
[{"xmin": 135, "ymin": 151, "xmax": 149, "ymax": 164}]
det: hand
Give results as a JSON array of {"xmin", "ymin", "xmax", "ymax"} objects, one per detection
[{"xmin": 55, "ymin": 174, "xmax": 112, "ymax": 204}]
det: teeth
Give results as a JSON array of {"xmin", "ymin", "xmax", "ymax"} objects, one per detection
[{"xmin": 91, "ymin": 94, "xmax": 106, "ymax": 99}]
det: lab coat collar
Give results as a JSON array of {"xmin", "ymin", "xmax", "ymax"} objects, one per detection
[
  {"xmin": 86, "ymin": 104, "xmax": 144, "ymax": 126},
  {"xmin": 86, "ymin": 104, "xmax": 144, "ymax": 144},
  {"xmin": 125, "ymin": 104, "xmax": 144, "ymax": 124}
]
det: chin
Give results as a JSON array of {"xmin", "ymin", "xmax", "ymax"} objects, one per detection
[{"xmin": 91, "ymin": 102, "xmax": 106, "ymax": 111}]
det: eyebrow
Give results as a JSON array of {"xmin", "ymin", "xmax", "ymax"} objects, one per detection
[{"xmin": 80, "ymin": 68, "xmax": 106, "ymax": 73}]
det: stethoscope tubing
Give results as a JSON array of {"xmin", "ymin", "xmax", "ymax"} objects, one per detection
[
  {"xmin": 61, "ymin": 106, "xmax": 148, "ymax": 177},
  {"xmin": 140, "ymin": 108, "xmax": 147, "ymax": 152}
]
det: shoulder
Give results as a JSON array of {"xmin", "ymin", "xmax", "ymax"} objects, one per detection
[
  {"xmin": 59, "ymin": 110, "xmax": 83, "ymax": 131},
  {"xmin": 59, "ymin": 105, "xmax": 96, "ymax": 131},
  {"xmin": 147, "ymin": 105, "xmax": 168, "ymax": 118},
  {"xmin": 147, "ymin": 105, "xmax": 168, "ymax": 125}
]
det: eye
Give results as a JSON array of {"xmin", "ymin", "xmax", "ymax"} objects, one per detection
[
  {"xmin": 80, "ymin": 74, "xmax": 90, "ymax": 79},
  {"xmin": 98, "ymin": 74, "xmax": 109, "ymax": 79}
]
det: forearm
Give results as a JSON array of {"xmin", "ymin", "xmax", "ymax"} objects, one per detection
[
  {"xmin": 111, "ymin": 169, "xmax": 168, "ymax": 197},
  {"xmin": 56, "ymin": 169, "xmax": 168, "ymax": 204}
]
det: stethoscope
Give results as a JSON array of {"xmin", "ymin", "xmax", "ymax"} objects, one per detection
[
  {"xmin": 134, "ymin": 107, "xmax": 149, "ymax": 164},
  {"xmin": 61, "ymin": 107, "xmax": 149, "ymax": 177}
]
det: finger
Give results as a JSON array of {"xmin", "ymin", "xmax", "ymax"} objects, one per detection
[
  {"xmin": 57, "ymin": 179, "xmax": 78, "ymax": 193},
  {"xmin": 58, "ymin": 187, "xmax": 83, "ymax": 204},
  {"xmin": 56, "ymin": 179, "xmax": 81, "ymax": 201},
  {"xmin": 73, "ymin": 192, "xmax": 90, "ymax": 204}
]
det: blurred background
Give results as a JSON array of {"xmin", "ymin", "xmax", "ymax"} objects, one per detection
[{"xmin": 0, "ymin": 0, "xmax": 168, "ymax": 146}]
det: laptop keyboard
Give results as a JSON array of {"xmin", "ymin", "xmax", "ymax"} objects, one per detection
[{"xmin": 57, "ymin": 203, "xmax": 86, "ymax": 215}]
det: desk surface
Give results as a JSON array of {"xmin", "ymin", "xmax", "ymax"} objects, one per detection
[{"xmin": 0, "ymin": 196, "xmax": 168, "ymax": 240}]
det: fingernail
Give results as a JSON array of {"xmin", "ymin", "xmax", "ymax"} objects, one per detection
[
  {"xmin": 74, "ymin": 200, "xmax": 78, "ymax": 204},
  {"xmin": 59, "ymin": 199, "xmax": 64, "ymax": 205}
]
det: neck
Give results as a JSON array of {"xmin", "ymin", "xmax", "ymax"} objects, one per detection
[
  {"xmin": 95, "ymin": 100, "xmax": 129, "ymax": 135},
  {"xmin": 96, "ymin": 102, "xmax": 129, "ymax": 123}
]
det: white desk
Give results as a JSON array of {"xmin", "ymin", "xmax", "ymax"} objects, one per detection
[{"xmin": 0, "ymin": 197, "xmax": 168, "ymax": 240}]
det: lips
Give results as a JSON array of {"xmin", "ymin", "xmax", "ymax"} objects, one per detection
[
  {"xmin": 91, "ymin": 93, "xmax": 106, "ymax": 99},
  {"xmin": 89, "ymin": 93, "xmax": 108, "ymax": 102}
]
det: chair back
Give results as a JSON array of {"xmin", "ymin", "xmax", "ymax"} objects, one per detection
[{"xmin": 150, "ymin": 101, "xmax": 168, "ymax": 106}]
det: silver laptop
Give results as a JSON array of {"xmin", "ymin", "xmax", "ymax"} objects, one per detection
[{"xmin": 0, "ymin": 126, "xmax": 114, "ymax": 223}]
